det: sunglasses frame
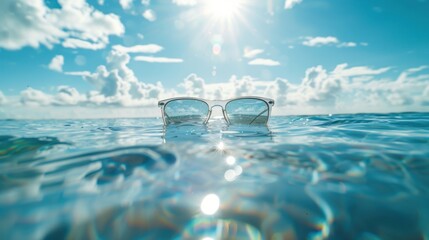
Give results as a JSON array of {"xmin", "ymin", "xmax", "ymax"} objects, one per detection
[{"xmin": 158, "ymin": 96, "xmax": 275, "ymax": 125}]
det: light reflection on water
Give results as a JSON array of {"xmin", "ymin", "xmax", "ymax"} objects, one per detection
[{"xmin": 0, "ymin": 113, "xmax": 429, "ymax": 239}]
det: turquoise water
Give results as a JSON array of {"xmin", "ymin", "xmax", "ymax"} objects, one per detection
[{"xmin": 1, "ymin": 112, "xmax": 429, "ymax": 239}]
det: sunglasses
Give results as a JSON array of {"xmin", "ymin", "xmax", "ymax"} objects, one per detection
[{"xmin": 158, "ymin": 96, "xmax": 275, "ymax": 125}]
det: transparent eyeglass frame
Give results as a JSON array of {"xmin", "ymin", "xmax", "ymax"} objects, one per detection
[{"xmin": 158, "ymin": 96, "xmax": 275, "ymax": 125}]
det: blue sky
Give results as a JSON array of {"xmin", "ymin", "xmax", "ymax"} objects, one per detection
[{"xmin": 0, "ymin": 0, "xmax": 428, "ymax": 118}]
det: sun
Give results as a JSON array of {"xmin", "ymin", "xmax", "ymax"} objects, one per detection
[
  {"xmin": 204, "ymin": 0, "xmax": 244, "ymax": 20},
  {"xmin": 191, "ymin": 0, "xmax": 249, "ymax": 58}
]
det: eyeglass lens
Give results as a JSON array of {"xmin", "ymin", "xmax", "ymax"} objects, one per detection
[
  {"xmin": 164, "ymin": 99, "xmax": 209, "ymax": 124},
  {"xmin": 225, "ymin": 98, "xmax": 269, "ymax": 125}
]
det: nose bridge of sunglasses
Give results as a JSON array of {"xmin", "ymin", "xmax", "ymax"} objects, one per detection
[
  {"xmin": 209, "ymin": 100, "xmax": 226, "ymax": 108},
  {"xmin": 208, "ymin": 105, "xmax": 225, "ymax": 119}
]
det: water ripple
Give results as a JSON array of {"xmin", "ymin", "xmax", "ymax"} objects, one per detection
[{"xmin": 0, "ymin": 112, "xmax": 429, "ymax": 239}]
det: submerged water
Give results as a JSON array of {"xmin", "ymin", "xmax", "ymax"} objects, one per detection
[{"xmin": 1, "ymin": 112, "xmax": 428, "ymax": 240}]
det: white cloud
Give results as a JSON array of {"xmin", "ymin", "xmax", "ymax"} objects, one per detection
[
  {"xmin": 302, "ymin": 36, "xmax": 362, "ymax": 48},
  {"xmin": 180, "ymin": 74, "xmax": 205, "ymax": 97},
  {"xmin": 177, "ymin": 74, "xmax": 273, "ymax": 100},
  {"xmin": 332, "ymin": 64, "xmax": 391, "ymax": 77},
  {"xmin": 98, "ymin": 0, "xmax": 105, "ymax": 5},
  {"xmin": 284, "ymin": 64, "xmax": 396, "ymax": 108},
  {"xmin": 0, "ymin": 0, "xmax": 124, "ymax": 50},
  {"xmin": 113, "ymin": 44, "xmax": 163, "ymax": 54},
  {"xmin": 80, "ymin": 49, "xmax": 168, "ymax": 106},
  {"xmin": 54, "ymin": 86, "xmax": 87, "ymax": 106},
  {"xmin": 172, "ymin": 0, "xmax": 198, "ymax": 6},
  {"xmin": 285, "ymin": 0, "xmax": 303, "ymax": 9},
  {"xmin": 134, "ymin": 56, "xmax": 183, "ymax": 63},
  {"xmin": 20, "ymin": 88, "xmax": 53, "ymax": 106},
  {"xmin": 48, "ymin": 55, "xmax": 64, "ymax": 72},
  {"xmin": 178, "ymin": 77, "xmax": 254, "ymax": 101},
  {"xmin": 248, "ymin": 58, "xmax": 280, "ymax": 66},
  {"xmin": 291, "ymin": 65, "xmax": 342, "ymax": 105},
  {"xmin": 3, "ymin": 62, "xmax": 429, "ymax": 118},
  {"xmin": 396, "ymin": 65, "xmax": 428, "ymax": 83},
  {"xmin": 230, "ymin": 75, "xmax": 257, "ymax": 97},
  {"xmin": 173, "ymin": 64, "xmax": 429, "ymax": 114},
  {"xmin": 0, "ymin": 0, "xmax": 63, "ymax": 50},
  {"xmin": 65, "ymin": 71, "xmax": 92, "ymax": 77},
  {"xmin": 20, "ymin": 86, "xmax": 86, "ymax": 107},
  {"xmin": 243, "ymin": 48, "xmax": 264, "ymax": 58},
  {"xmin": 344, "ymin": 66, "xmax": 429, "ymax": 108},
  {"xmin": 302, "ymin": 64, "xmax": 428, "ymax": 110},
  {"xmin": 302, "ymin": 36, "xmax": 339, "ymax": 47},
  {"xmin": 62, "ymin": 38, "xmax": 106, "ymax": 50},
  {"xmin": 143, "ymin": 9, "xmax": 157, "ymax": 21},
  {"xmin": 0, "ymin": 90, "xmax": 6, "ymax": 105},
  {"xmin": 264, "ymin": 78, "xmax": 291, "ymax": 105},
  {"xmin": 16, "ymin": 49, "xmax": 171, "ymax": 109},
  {"xmin": 338, "ymin": 42, "xmax": 357, "ymax": 48},
  {"xmin": 119, "ymin": 0, "xmax": 133, "ymax": 9},
  {"xmin": 54, "ymin": 0, "xmax": 124, "ymax": 47}
]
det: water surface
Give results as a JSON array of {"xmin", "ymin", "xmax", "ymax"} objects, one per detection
[{"xmin": 1, "ymin": 113, "xmax": 428, "ymax": 239}]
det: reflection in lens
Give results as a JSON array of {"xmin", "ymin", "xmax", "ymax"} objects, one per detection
[
  {"xmin": 164, "ymin": 99, "xmax": 209, "ymax": 125},
  {"xmin": 225, "ymin": 99, "xmax": 269, "ymax": 125}
]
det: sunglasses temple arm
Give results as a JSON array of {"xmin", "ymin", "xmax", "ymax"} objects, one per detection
[
  {"xmin": 164, "ymin": 112, "xmax": 171, "ymax": 122},
  {"xmin": 249, "ymin": 109, "xmax": 269, "ymax": 124}
]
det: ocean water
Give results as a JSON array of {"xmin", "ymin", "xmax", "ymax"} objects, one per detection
[{"xmin": 0, "ymin": 112, "xmax": 428, "ymax": 240}]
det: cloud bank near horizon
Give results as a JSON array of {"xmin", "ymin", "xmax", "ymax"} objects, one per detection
[{"xmin": 1, "ymin": 47, "xmax": 428, "ymax": 119}]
